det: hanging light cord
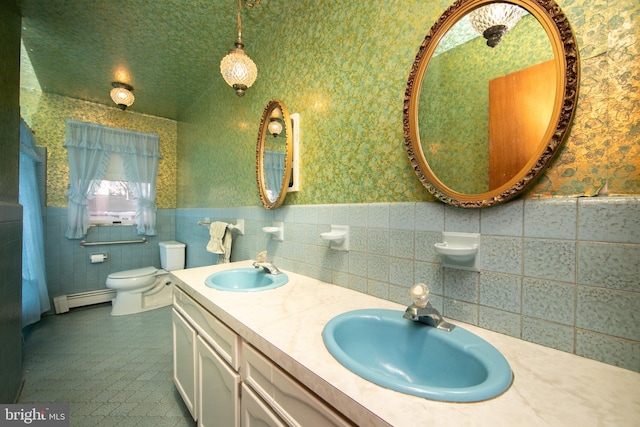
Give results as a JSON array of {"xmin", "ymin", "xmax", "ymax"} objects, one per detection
[{"xmin": 237, "ymin": 0, "xmax": 262, "ymax": 40}]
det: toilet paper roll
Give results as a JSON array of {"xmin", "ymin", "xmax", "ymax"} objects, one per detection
[{"xmin": 90, "ymin": 253, "xmax": 106, "ymax": 263}]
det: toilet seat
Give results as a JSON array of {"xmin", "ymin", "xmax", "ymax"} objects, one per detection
[{"xmin": 108, "ymin": 266, "xmax": 157, "ymax": 280}]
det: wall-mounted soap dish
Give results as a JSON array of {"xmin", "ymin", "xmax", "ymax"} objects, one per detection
[
  {"xmin": 262, "ymin": 222, "xmax": 284, "ymax": 241},
  {"xmin": 434, "ymin": 232, "xmax": 481, "ymax": 271},
  {"xmin": 321, "ymin": 225, "xmax": 349, "ymax": 251}
]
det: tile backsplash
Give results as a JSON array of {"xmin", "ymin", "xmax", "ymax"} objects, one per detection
[
  {"xmin": 175, "ymin": 197, "xmax": 640, "ymax": 372},
  {"xmin": 43, "ymin": 197, "xmax": 639, "ymax": 372}
]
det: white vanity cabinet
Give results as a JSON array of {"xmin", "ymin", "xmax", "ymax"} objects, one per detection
[
  {"xmin": 173, "ymin": 286, "xmax": 241, "ymax": 426},
  {"xmin": 172, "ymin": 284, "xmax": 352, "ymax": 427},
  {"xmin": 242, "ymin": 343, "xmax": 352, "ymax": 427}
]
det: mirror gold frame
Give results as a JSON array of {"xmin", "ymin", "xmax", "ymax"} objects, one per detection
[
  {"xmin": 403, "ymin": 0, "xmax": 580, "ymax": 208},
  {"xmin": 256, "ymin": 99, "xmax": 293, "ymax": 209}
]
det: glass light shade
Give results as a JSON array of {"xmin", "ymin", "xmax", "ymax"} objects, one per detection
[
  {"xmin": 220, "ymin": 48, "xmax": 258, "ymax": 96},
  {"xmin": 110, "ymin": 87, "xmax": 135, "ymax": 108},
  {"xmin": 269, "ymin": 107, "xmax": 283, "ymax": 120},
  {"xmin": 268, "ymin": 120, "xmax": 283, "ymax": 136},
  {"xmin": 469, "ymin": 3, "xmax": 526, "ymax": 47}
]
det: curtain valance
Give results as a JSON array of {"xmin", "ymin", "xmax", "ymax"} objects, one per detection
[{"xmin": 63, "ymin": 120, "xmax": 162, "ymax": 158}]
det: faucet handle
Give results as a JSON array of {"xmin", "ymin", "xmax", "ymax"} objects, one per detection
[
  {"xmin": 409, "ymin": 283, "xmax": 430, "ymax": 308},
  {"xmin": 257, "ymin": 251, "xmax": 268, "ymax": 263}
]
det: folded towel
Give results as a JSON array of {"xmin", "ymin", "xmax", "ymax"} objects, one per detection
[
  {"xmin": 206, "ymin": 222, "xmax": 233, "ymax": 263},
  {"xmin": 206, "ymin": 222, "xmax": 228, "ymax": 254}
]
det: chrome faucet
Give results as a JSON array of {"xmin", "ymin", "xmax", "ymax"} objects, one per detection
[
  {"xmin": 252, "ymin": 251, "xmax": 282, "ymax": 275},
  {"xmin": 253, "ymin": 261, "xmax": 282, "ymax": 275},
  {"xmin": 403, "ymin": 283, "xmax": 455, "ymax": 332}
]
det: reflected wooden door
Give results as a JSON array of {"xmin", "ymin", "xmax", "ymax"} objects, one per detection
[{"xmin": 489, "ymin": 60, "xmax": 556, "ymax": 190}]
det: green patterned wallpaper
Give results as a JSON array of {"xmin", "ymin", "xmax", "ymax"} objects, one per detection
[
  {"xmin": 20, "ymin": 90, "xmax": 177, "ymax": 208},
  {"xmin": 21, "ymin": 0, "xmax": 639, "ymax": 208},
  {"xmin": 178, "ymin": 0, "xmax": 639, "ymax": 207},
  {"xmin": 176, "ymin": 0, "xmax": 452, "ymax": 207},
  {"xmin": 534, "ymin": 0, "xmax": 640, "ymax": 197}
]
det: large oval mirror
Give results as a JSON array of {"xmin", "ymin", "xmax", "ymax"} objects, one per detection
[
  {"xmin": 256, "ymin": 99, "xmax": 293, "ymax": 209},
  {"xmin": 404, "ymin": 0, "xmax": 580, "ymax": 208}
]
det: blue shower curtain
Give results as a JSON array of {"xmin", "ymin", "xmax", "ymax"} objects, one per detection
[{"xmin": 19, "ymin": 119, "xmax": 51, "ymax": 328}]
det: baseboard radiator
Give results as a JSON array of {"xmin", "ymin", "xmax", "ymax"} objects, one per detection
[{"xmin": 53, "ymin": 289, "xmax": 116, "ymax": 314}]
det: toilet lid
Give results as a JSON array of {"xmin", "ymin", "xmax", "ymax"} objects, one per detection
[{"xmin": 108, "ymin": 266, "xmax": 157, "ymax": 279}]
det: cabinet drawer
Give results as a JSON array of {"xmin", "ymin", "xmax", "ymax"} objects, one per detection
[
  {"xmin": 173, "ymin": 286, "xmax": 240, "ymax": 370},
  {"xmin": 243, "ymin": 344, "xmax": 352, "ymax": 427},
  {"xmin": 242, "ymin": 384, "xmax": 287, "ymax": 427}
]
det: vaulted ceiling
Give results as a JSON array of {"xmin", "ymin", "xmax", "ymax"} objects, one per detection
[{"xmin": 19, "ymin": 0, "xmax": 270, "ymax": 120}]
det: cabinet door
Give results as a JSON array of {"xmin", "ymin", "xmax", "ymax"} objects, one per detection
[
  {"xmin": 174, "ymin": 286, "xmax": 241, "ymax": 370},
  {"xmin": 241, "ymin": 384, "xmax": 287, "ymax": 427},
  {"xmin": 198, "ymin": 336, "xmax": 241, "ymax": 427},
  {"xmin": 173, "ymin": 308, "xmax": 198, "ymax": 421}
]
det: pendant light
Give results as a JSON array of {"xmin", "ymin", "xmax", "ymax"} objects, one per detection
[
  {"xmin": 220, "ymin": 0, "xmax": 262, "ymax": 96},
  {"xmin": 468, "ymin": 3, "xmax": 526, "ymax": 48}
]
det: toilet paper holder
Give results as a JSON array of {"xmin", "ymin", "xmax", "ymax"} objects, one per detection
[{"xmin": 90, "ymin": 252, "xmax": 108, "ymax": 263}]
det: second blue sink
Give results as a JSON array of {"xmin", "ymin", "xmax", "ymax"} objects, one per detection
[{"xmin": 322, "ymin": 308, "xmax": 513, "ymax": 402}]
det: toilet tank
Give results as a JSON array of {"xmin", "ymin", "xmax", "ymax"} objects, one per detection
[{"xmin": 159, "ymin": 240, "xmax": 186, "ymax": 271}]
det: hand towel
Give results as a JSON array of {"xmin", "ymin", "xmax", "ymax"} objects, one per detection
[
  {"xmin": 206, "ymin": 222, "xmax": 229, "ymax": 254},
  {"xmin": 219, "ymin": 228, "xmax": 233, "ymax": 264}
]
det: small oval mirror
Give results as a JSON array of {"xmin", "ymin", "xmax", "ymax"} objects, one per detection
[
  {"xmin": 403, "ymin": 0, "xmax": 580, "ymax": 208},
  {"xmin": 256, "ymin": 100, "xmax": 293, "ymax": 209}
]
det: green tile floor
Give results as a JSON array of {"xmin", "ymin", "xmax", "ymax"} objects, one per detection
[{"xmin": 19, "ymin": 304, "xmax": 195, "ymax": 427}]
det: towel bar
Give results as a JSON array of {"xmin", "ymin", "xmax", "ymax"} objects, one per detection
[
  {"xmin": 80, "ymin": 237, "xmax": 148, "ymax": 247},
  {"xmin": 197, "ymin": 219, "xmax": 244, "ymax": 235}
]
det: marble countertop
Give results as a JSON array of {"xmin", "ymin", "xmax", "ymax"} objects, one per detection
[{"xmin": 171, "ymin": 261, "xmax": 640, "ymax": 426}]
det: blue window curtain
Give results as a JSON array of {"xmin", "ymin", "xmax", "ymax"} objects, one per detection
[
  {"xmin": 63, "ymin": 120, "xmax": 162, "ymax": 238},
  {"xmin": 263, "ymin": 150, "xmax": 285, "ymax": 202},
  {"xmin": 20, "ymin": 118, "xmax": 51, "ymax": 328}
]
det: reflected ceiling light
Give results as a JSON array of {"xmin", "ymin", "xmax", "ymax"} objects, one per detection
[
  {"xmin": 110, "ymin": 82, "xmax": 135, "ymax": 110},
  {"xmin": 268, "ymin": 107, "xmax": 283, "ymax": 136},
  {"xmin": 469, "ymin": 3, "xmax": 526, "ymax": 48},
  {"xmin": 220, "ymin": 0, "xmax": 262, "ymax": 96}
]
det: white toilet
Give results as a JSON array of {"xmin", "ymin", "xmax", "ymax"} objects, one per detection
[{"xmin": 106, "ymin": 240, "xmax": 186, "ymax": 316}]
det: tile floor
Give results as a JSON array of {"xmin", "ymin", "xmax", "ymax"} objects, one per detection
[{"xmin": 19, "ymin": 304, "xmax": 195, "ymax": 427}]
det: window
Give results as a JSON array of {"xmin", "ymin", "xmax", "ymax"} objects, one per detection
[
  {"xmin": 87, "ymin": 153, "xmax": 136, "ymax": 225},
  {"xmin": 88, "ymin": 180, "xmax": 137, "ymax": 225},
  {"xmin": 64, "ymin": 120, "xmax": 162, "ymax": 238}
]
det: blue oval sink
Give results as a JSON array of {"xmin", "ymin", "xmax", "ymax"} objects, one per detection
[
  {"xmin": 322, "ymin": 309, "xmax": 512, "ymax": 402},
  {"xmin": 205, "ymin": 268, "xmax": 288, "ymax": 292}
]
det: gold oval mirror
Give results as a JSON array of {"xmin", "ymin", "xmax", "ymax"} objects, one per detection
[
  {"xmin": 404, "ymin": 0, "xmax": 580, "ymax": 208},
  {"xmin": 256, "ymin": 100, "xmax": 293, "ymax": 209}
]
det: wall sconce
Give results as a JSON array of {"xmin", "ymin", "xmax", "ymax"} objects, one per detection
[
  {"xmin": 468, "ymin": 3, "xmax": 525, "ymax": 48},
  {"xmin": 220, "ymin": 0, "xmax": 262, "ymax": 96},
  {"xmin": 110, "ymin": 82, "xmax": 135, "ymax": 110},
  {"xmin": 267, "ymin": 107, "xmax": 283, "ymax": 137}
]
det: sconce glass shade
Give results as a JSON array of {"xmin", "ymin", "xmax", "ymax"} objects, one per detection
[
  {"xmin": 469, "ymin": 3, "xmax": 526, "ymax": 47},
  {"xmin": 268, "ymin": 120, "xmax": 283, "ymax": 136},
  {"xmin": 220, "ymin": 41, "xmax": 258, "ymax": 97},
  {"xmin": 110, "ymin": 82, "xmax": 135, "ymax": 110}
]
